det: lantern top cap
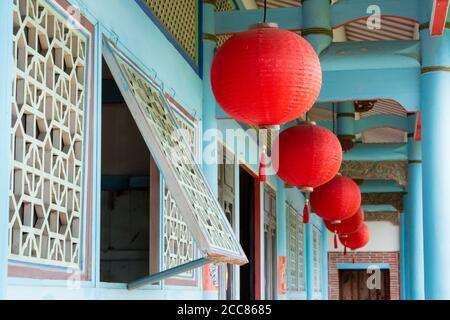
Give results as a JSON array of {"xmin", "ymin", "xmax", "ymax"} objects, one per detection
[
  {"xmin": 298, "ymin": 120, "xmax": 317, "ymax": 126},
  {"xmin": 298, "ymin": 186, "xmax": 314, "ymax": 193},
  {"xmin": 249, "ymin": 22, "xmax": 279, "ymax": 30}
]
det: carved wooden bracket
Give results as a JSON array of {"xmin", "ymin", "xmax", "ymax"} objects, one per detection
[{"xmin": 354, "ymin": 100, "xmax": 376, "ymax": 113}]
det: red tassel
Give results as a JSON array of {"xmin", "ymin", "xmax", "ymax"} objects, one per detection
[
  {"xmin": 352, "ymin": 256, "xmax": 356, "ymax": 264},
  {"xmin": 343, "ymin": 245, "xmax": 347, "ymax": 256},
  {"xmin": 259, "ymin": 146, "xmax": 267, "ymax": 183},
  {"xmin": 334, "ymin": 231, "xmax": 338, "ymax": 249},
  {"xmin": 303, "ymin": 199, "xmax": 310, "ymax": 224}
]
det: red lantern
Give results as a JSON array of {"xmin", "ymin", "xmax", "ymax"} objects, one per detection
[
  {"xmin": 271, "ymin": 123, "xmax": 342, "ymax": 191},
  {"xmin": 339, "ymin": 223, "xmax": 370, "ymax": 250},
  {"xmin": 310, "ymin": 175, "xmax": 361, "ymax": 222},
  {"xmin": 211, "ymin": 23, "xmax": 322, "ymax": 127},
  {"xmin": 325, "ymin": 207, "xmax": 364, "ymax": 249},
  {"xmin": 325, "ymin": 207, "xmax": 364, "ymax": 234}
]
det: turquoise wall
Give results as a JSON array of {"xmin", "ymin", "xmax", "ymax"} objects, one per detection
[{"xmin": 2, "ymin": 0, "xmax": 329, "ymax": 300}]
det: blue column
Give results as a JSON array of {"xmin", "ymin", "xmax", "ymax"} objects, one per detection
[
  {"xmin": 301, "ymin": 0, "xmax": 332, "ymax": 55},
  {"xmin": 321, "ymin": 220, "xmax": 328, "ymax": 300},
  {"xmin": 400, "ymin": 212, "xmax": 408, "ymax": 300},
  {"xmin": 0, "ymin": 0, "xmax": 13, "ymax": 299},
  {"xmin": 420, "ymin": 2, "xmax": 450, "ymax": 300},
  {"xmin": 406, "ymin": 116, "xmax": 424, "ymax": 300},
  {"xmin": 337, "ymin": 102, "xmax": 355, "ymax": 152},
  {"xmin": 305, "ymin": 219, "xmax": 314, "ymax": 300},
  {"xmin": 276, "ymin": 178, "xmax": 287, "ymax": 300},
  {"xmin": 202, "ymin": 1, "xmax": 218, "ymax": 194},
  {"xmin": 302, "ymin": 0, "xmax": 331, "ymax": 302},
  {"xmin": 202, "ymin": 0, "xmax": 219, "ymax": 300}
]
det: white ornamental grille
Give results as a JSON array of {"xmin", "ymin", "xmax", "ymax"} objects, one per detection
[
  {"xmin": 163, "ymin": 111, "xmax": 196, "ymax": 278},
  {"xmin": 286, "ymin": 203, "xmax": 305, "ymax": 291},
  {"xmin": 103, "ymin": 42, "xmax": 246, "ymax": 264},
  {"xmin": 9, "ymin": 0, "xmax": 88, "ymax": 267},
  {"xmin": 312, "ymin": 226, "xmax": 322, "ymax": 292}
]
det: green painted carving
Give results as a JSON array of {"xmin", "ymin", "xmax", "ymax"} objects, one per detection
[
  {"xmin": 364, "ymin": 211, "xmax": 400, "ymax": 225},
  {"xmin": 362, "ymin": 192, "xmax": 405, "ymax": 211},
  {"xmin": 341, "ymin": 160, "xmax": 408, "ymax": 186}
]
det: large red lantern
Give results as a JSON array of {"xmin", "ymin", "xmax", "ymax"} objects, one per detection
[
  {"xmin": 310, "ymin": 175, "xmax": 361, "ymax": 222},
  {"xmin": 271, "ymin": 122, "xmax": 342, "ymax": 224},
  {"xmin": 271, "ymin": 123, "xmax": 342, "ymax": 190},
  {"xmin": 325, "ymin": 207, "xmax": 364, "ymax": 249},
  {"xmin": 211, "ymin": 23, "xmax": 322, "ymax": 127},
  {"xmin": 339, "ymin": 223, "xmax": 370, "ymax": 251}
]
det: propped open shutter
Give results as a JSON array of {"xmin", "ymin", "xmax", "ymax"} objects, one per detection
[{"xmin": 102, "ymin": 38, "xmax": 248, "ymax": 282}]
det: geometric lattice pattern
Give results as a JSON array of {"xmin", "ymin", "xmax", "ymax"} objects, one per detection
[
  {"xmin": 312, "ymin": 226, "xmax": 322, "ymax": 293},
  {"xmin": 110, "ymin": 49, "xmax": 243, "ymax": 258},
  {"xmin": 9, "ymin": 0, "xmax": 87, "ymax": 267},
  {"xmin": 163, "ymin": 111, "xmax": 197, "ymax": 278},
  {"xmin": 215, "ymin": 0, "xmax": 236, "ymax": 12},
  {"xmin": 286, "ymin": 203, "xmax": 305, "ymax": 292},
  {"xmin": 143, "ymin": 0, "xmax": 198, "ymax": 63}
]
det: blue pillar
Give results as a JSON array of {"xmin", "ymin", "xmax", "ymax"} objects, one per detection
[
  {"xmin": 301, "ymin": 0, "xmax": 332, "ymax": 55},
  {"xmin": 321, "ymin": 220, "xmax": 328, "ymax": 300},
  {"xmin": 276, "ymin": 178, "xmax": 287, "ymax": 300},
  {"xmin": 400, "ymin": 212, "xmax": 408, "ymax": 300},
  {"xmin": 420, "ymin": 2, "xmax": 450, "ymax": 300},
  {"xmin": 202, "ymin": 1, "xmax": 218, "ymax": 194},
  {"xmin": 406, "ymin": 116, "xmax": 424, "ymax": 300},
  {"xmin": 302, "ymin": 0, "xmax": 331, "ymax": 302},
  {"xmin": 0, "ymin": 0, "xmax": 13, "ymax": 299},
  {"xmin": 337, "ymin": 101, "xmax": 355, "ymax": 152},
  {"xmin": 305, "ymin": 219, "xmax": 314, "ymax": 300},
  {"xmin": 202, "ymin": 0, "xmax": 219, "ymax": 300}
]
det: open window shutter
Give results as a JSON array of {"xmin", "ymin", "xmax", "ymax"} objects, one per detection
[{"xmin": 102, "ymin": 38, "xmax": 248, "ymax": 268}]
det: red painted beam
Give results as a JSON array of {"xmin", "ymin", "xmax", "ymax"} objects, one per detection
[{"xmin": 430, "ymin": 0, "xmax": 449, "ymax": 36}]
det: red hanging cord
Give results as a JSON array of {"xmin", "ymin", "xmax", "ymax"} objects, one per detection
[
  {"xmin": 333, "ymin": 230, "xmax": 338, "ymax": 249},
  {"xmin": 343, "ymin": 244, "xmax": 347, "ymax": 256},
  {"xmin": 259, "ymin": 145, "xmax": 267, "ymax": 183},
  {"xmin": 303, "ymin": 198, "xmax": 310, "ymax": 224}
]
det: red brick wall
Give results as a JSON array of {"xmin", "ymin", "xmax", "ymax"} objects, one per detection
[{"xmin": 328, "ymin": 251, "xmax": 400, "ymax": 300}]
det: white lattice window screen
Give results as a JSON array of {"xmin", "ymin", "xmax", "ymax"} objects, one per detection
[
  {"xmin": 108, "ymin": 49, "xmax": 243, "ymax": 258},
  {"xmin": 287, "ymin": 205, "xmax": 297, "ymax": 290},
  {"xmin": 297, "ymin": 214, "xmax": 305, "ymax": 290},
  {"xmin": 163, "ymin": 110, "xmax": 197, "ymax": 278},
  {"xmin": 286, "ymin": 203, "xmax": 305, "ymax": 291},
  {"xmin": 9, "ymin": 0, "xmax": 88, "ymax": 267},
  {"xmin": 313, "ymin": 226, "xmax": 323, "ymax": 292}
]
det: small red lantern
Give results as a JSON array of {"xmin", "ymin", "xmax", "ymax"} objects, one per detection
[
  {"xmin": 272, "ymin": 122, "xmax": 342, "ymax": 224},
  {"xmin": 325, "ymin": 207, "xmax": 364, "ymax": 249},
  {"xmin": 310, "ymin": 175, "xmax": 361, "ymax": 222},
  {"xmin": 211, "ymin": 23, "xmax": 322, "ymax": 127},
  {"xmin": 339, "ymin": 223, "xmax": 370, "ymax": 250}
]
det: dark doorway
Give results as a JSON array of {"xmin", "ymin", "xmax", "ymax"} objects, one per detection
[
  {"xmin": 100, "ymin": 58, "xmax": 159, "ymax": 283},
  {"xmin": 239, "ymin": 166, "xmax": 256, "ymax": 300},
  {"xmin": 339, "ymin": 269, "xmax": 391, "ymax": 300},
  {"xmin": 218, "ymin": 144, "xmax": 236, "ymax": 299},
  {"xmin": 264, "ymin": 186, "xmax": 277, "ymax": 300}
]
